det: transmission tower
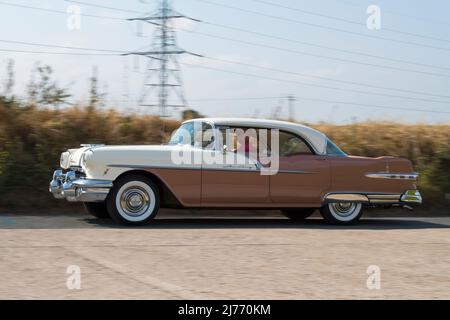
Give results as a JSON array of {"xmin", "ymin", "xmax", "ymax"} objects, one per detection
[{"xmin": 127, "ymin": 0, "xmax": 201, "ymax": 117}]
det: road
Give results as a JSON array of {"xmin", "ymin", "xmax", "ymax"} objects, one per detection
[{"xmin": 0, "ymin": 210, "xmax": 449, "ymax": 299}]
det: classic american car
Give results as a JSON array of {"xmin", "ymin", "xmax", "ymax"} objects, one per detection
[{"xmin": 50, "ymin": 118, "xmax": 422, "ymax": 225}]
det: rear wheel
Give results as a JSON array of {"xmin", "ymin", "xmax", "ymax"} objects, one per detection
[
  {"xmin": 83, "ymin": 202, "xmax": 110, "ymax": 219},
  {"xmin": 320, "ymin": 202, "xmax": 363, "ymax": 225},
  {"xmin": 282, "ymin": 208, "xmax": 316, "ymax": 221},
  {"xmin": 106, "ymin": 175, "xmax": 160, "ymax": 226}
]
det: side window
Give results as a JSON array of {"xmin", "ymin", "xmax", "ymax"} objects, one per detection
[
  {"xmin": 326, "ymin": 138, "xmax": 347, "ymax": 156},
  {"xmin": 222, "ymin": 126, "xmax": 260, "ymax": 154},
  {"xmin": 278, "ymin": 131, "xmax": 313, "ymax": 157},
  {"xmin": 169, "ymin": 122, "xmax": 216, "ymax": 149},
  {"xmin": 201, "ymin": 122, "xmax": 215, "ymax": 149}
]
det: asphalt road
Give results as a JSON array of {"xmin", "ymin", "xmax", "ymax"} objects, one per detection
[{"xmin": 0, "ymin": 210, "xmax": 449, "ymax": 299}]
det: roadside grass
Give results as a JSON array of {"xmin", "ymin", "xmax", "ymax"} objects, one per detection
[{"xmin": 1, "ymin": 100, "xmax": 449, "ymax": 213}]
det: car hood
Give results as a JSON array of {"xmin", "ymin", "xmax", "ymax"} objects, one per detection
[{"xmin": 59, "ymin": 144, "xmax": 197, "ymax": 170}]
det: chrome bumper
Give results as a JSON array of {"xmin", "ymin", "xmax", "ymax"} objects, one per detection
[
  {"xmin": 49, "ymin": 170, "xmax": 113, "ymax": 202},
  {"xmin": 400, "ymin": 190, "xmax": 422, "ymax": 204}
]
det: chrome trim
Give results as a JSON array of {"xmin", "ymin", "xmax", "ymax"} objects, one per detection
[
  {"xmin": 400, "ymin": 190, "xmax": 422, "ymax": 204},
  {"xmin": 365, "ymin": 172, "xmax": 419, "ymax": 180},
  {"xmin": 109, "ymin": 164, "xmax": 200, "ymax": 170},
  {"xmin": 325, "ymin": 193, "xmax": 369, "ymax": 202},
  {"xmin": 49, "ymin": 170, "xmax": 65, "ymax": 199},
  {"xmin": 108, "ymin": 164, "xmax": 315, "ymax": 174},
  {"xmin": 366, "ymin": 194, "xmax": 401, "ymax": 200},
  {"xmin": 324, "ymin": 193, "xmax": 414, "ymax": 205},
  {"xmin": 108, "ymin": 164, "xmax": 259, "ymax": 173},
  {"xmin": 49, "ymin": 170, "xmax": 113, "ymax": 202},
  {"xmin": 324, "ymin": 191, "xmax": 422, "ymax": 206}
]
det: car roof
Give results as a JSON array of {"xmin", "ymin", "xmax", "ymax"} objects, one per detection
[{"xmin": 183, "ymin": 117, "xmax": 327, "ymax": 154}]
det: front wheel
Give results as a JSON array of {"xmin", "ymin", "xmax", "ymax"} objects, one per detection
[
  {"xmin": 106, "ymin": 175, "xmax": 160, "ymax": 226},
  {"xmin": 320, "ymin": 202, "xmax": 363, "ymax": 225}
]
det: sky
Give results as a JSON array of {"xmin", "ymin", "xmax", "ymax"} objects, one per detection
[{"xmin": 0, "ymin": 0, "xmax": 449, "ymax": 123}]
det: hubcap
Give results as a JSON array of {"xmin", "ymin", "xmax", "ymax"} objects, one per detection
[
  {"xmin": 120, "ymin": 187, "xmax": 150, "ymax": 217},
  {"xmin": 330, "ymin": 202, "xmax": 356, "ymax": 217}
]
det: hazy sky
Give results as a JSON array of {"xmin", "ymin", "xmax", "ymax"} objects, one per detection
[{"xmin": 1, "ymin": 0, "xmax": 450, "ymax": 123}]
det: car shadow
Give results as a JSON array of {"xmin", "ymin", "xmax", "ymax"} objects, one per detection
[{"xmin": 83, "ymin": 217, "xmax": 450, "ymax": 230}]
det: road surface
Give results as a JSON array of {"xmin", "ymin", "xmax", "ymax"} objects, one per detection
[{"xmin": 0, "ymin": 210, "xmax": 449, "ymax": 299}]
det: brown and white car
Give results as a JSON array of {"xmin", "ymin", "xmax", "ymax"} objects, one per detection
[{"xmin": 50, "ymin": 118, "xmax": 422, "ymax": 225}]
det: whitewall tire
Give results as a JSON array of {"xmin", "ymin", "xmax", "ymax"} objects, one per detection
[
  {"xmin": 320, "ymin": 202, "xmax": 363, "ymax": 225},
  {"xmin": 106, "ymin": 175, "xmax": 160, "ymax": 226}
]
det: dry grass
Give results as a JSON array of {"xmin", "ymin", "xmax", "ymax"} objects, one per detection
[{"xmin": 1, "ymin": 100, "xmax": 449, "ymax": 210}]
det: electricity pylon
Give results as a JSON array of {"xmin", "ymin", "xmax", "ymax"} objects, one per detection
[{"xmin": 127, "ymin": 0, "xmax": 201, "ymax": 117}]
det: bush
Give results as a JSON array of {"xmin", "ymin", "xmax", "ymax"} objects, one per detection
[
  {"xmin": 314, "ymin": 122, "xmax": 450, "ymax": 202},
  {"xmin": 0, "ymin": 98, "xmax": 179, "ymax": 209},
  {"xmin": 0, "ymin": 98, "xmax": 448, "ymax": 210}
]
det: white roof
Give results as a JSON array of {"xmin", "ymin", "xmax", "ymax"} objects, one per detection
[{"xmin": 184, "ymin": 118, "xmax": 328, "ymax": 155}]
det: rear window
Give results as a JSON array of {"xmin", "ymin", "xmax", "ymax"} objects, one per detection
[{"xmin": 326, "ymin": 138, "xmax": 347, "ymax": 156}]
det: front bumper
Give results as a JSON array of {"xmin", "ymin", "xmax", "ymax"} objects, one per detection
[{"xmin": 49, "ymin": 170, "xmax": 113, "ymax": 202}]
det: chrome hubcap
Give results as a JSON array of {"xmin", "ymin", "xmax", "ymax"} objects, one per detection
[
  {"xmin": 330, "ymin": 202, "xmax": 356, "ymax": 217},
  {"xmin": 120, "ymin": 187, "xmax": 150, "ymax": 217}
]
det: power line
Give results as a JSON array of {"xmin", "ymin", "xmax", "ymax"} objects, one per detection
[
  {"xmin": 0, "ymin": 48, "xmax": 117, "ymax": 56},
  {"xmin": 180, "ymin": 28, "xmax": 450, "ymax": 79},
  {"xmin": 83, "ymin": 96, "xmax": 450, "ymax": 114},
  {"xmin": 203, "ymin": 56, "xmax": 450, "ymax": 100},
  {"xmin": 4, "ymin": 34, "xmax": 449, "ymax": 99},
  {"xmin": 5, "ymin": 0, "xmax": 450, "ymax": 74},
  {"xmin": 181, "ymin": 61, "xmax": 450, "ymax": 105},
  {"xmin": 193, "ymin": 0, "xmax": 450, "ymax": 52},
  {"xmin": 63, "ymin": 0, "xmax": 146, "ymax": 14},
  {"xmin": 204, "ymin": 21, "xmax": 450, "ymax": 72},
  {"xmin": 247, "ymin": 0, "xmax": 450, "ymax": 44},
  {"xmin": 0, "ymin": 1, "xmax": 125, "ymax": 21},
  {"xmin": 2, "ymin": 1, "xmax": 449, "ymax": 108},
  {"xmin": 60, "ymin": 0, "xmax": 450, "ymax": 72},
  {"xmin": 2, "ymin": 43, "xmax": 450, "ymax": 104},
  {"xmin": 0, "ymin": 39, "xmax": 126, "ymax": 53}
]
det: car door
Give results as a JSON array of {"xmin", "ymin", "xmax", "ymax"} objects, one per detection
[
  {"xmin": 269, "ymin": 131, "xmax": 330, "ymax": 207},
  {"xmin": 201, "ymin": 125, "xmax": 270, "ymax": 206}
]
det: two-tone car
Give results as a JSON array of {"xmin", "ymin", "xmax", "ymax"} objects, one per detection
[{"xmin": 50, "ymin": 118, "xmax": 422, "ymax": 225}]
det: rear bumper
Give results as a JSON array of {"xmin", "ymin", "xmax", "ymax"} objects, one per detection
[
  {"xmin": 400, "ymin": 190, "xmax": 422, "ymax": 204},
  {"xmin": 49, "ymin": 170, "xmax": 113, "ymax": 202}
]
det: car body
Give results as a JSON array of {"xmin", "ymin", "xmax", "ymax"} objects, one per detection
[{"xmin": 50, "ymin": 118, "xmax": 422, "ymax": 225}]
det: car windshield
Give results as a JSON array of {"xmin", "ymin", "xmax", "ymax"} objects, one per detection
[{"xmin": 326, "ymin": 138, "xmax": 347, "ymax": 156}]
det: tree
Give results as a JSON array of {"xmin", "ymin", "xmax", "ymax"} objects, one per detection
[
  {"xmin": 88, "ymin": 66, "xmax": 106, "ymax": 110},
  {"xmin": 27, "ymin": 63, "xmax": 71, "ymax": 108},
  {"xmin": 2, "ymin": 59, "xmax": 15, "ymax": 99}
]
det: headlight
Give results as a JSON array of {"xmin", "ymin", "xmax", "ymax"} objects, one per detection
[{"xmin": 60, "ymin": 151, "xmax": 70, "ymax": 169}]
